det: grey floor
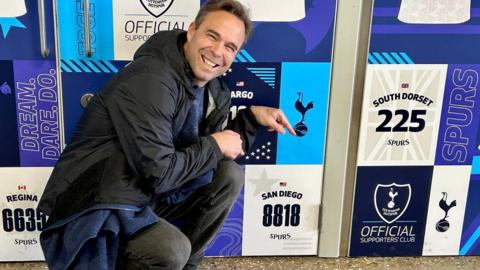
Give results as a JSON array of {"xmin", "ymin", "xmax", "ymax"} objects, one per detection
[{"xmin": 0, "ymin": 256, "xmax": 479, "ymax": 270}]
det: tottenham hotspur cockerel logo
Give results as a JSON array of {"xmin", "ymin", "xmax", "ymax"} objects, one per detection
[{"xmin": 294, "ymin": 92, "xmax": 313, "ymax": 137}]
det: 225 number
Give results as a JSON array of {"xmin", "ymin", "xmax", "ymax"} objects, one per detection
[
  {"xmin": 263, "ymin": 204, "xmax": 300, "ymax": 227},
  {"xmin": 376, "ymin": 109, "xmax": 426, "ymax": 132}
]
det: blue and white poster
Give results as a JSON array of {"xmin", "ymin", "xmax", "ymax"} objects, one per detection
[
  {"xmin": 351, "ymin": 0, "xmax": 480, "ymax": 256},
  {"xmin": 350, "ymin": 166, "xmax": 432, "ymax": 256}
]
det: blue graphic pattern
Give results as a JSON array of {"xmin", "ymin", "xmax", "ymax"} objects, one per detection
[
  {"xmin": 0, "ymin": 18, "xmax": 26, "ymax": 38},
  {"xmin": 61, "ymin": 59, "xmax": 120, "ymax": 73},
  {"xmin": 368, "ymin": 52, "xmax": 414, "ymax": 64}
]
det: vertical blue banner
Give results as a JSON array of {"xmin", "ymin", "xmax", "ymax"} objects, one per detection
[
  {"xmin": 13, "ymin": 60, "xmax": 60, "ymax": 166},
  {"xmin": 435, "ymin": 65, "xmax": 480, "ymax": 165},
  {"xmin": 277, "ymin": 62, "xmax": 330, "ymax": 164}
]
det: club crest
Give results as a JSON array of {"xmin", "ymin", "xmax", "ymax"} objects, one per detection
[
  {"xmin": 140, "ymin": 0, "xmax": 174, "ymax": 18},
  {"xmin": 374, "ymin": 183, "xmax": 411, "ymax": 224}
]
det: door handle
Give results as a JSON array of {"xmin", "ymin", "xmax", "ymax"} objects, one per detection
[
  {"xmin": 83, "ymin": 0, "xmax": 92, "ymax": 57},
  {"xmin": 37, "ymin": 0, "xmax": 50, "ymax": 58}
]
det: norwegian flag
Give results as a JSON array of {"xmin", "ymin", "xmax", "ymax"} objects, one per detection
[{"xmin": 17, "ymin": 185, "xmax": 26, "ymax": 191}]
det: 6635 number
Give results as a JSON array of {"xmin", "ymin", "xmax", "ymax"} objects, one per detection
[{"xmin": 2, "ymin": 208, "xmax": 46, "ymax": 232}]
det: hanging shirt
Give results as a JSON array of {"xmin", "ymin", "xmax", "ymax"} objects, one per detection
[{"xmin": 398, "ymin": 0, "xmax": 471, "ymax": 24}]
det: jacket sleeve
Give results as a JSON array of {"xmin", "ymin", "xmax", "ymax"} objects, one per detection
[
  {"xmin": 226, "ymin": 107, "xmax": 259, "ymax": 153},
  {"xmin": 104, "ymin": 73, "xmax": 223, "ymax": 194}
]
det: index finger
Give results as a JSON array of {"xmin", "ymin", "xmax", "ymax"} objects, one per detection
[{"xmin": 277, "ymin": 111, "xmax": 296, "ymax": 136}]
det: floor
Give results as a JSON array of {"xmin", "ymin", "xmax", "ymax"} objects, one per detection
[{"xmin": 0, "ymin": 256, "xmax": 479, "ymax": 270}]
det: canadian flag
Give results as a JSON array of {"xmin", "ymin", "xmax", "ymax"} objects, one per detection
[{"xmin": 17, "ymin": 185, "xmax": 27, "ymax": 191}]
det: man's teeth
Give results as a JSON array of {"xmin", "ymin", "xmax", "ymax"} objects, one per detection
[{"xmin": 204, "ymin": 57, "xmax": 218, "ymax": 68}]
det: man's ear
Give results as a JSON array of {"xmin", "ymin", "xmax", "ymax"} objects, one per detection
[{"xmin": 187, "ymin": 22, "xmax": 196, "ymax": 40}]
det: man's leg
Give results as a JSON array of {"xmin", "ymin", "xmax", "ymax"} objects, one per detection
[
  {"xmin": 116, "ymin": 218, "xmax": 191, "ymax": 270},
  {"xmin": 155, "ymin": 160, "xmax": 244, "ymax": 269}
]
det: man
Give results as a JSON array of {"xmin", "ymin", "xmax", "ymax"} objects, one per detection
[{"xmin": 38, "ymin": 0, "xmax": 295, "ymax": 269}]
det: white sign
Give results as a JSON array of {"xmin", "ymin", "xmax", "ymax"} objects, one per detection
[
  {"xmin": 242, "ymin": 165, "xmax": 322, "ymax": 255},
  {"xmin": 113, "ymin": 0, "xmax": 199, "ymax": 60},
  {"xmin": 0, "ymin": 167, "xmax": 52, "ymax": 261}
]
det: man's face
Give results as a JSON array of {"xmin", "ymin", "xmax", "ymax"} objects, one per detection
[{"xmin": 184, "ymin": 10, "xmax": 245, "ymax": 87}]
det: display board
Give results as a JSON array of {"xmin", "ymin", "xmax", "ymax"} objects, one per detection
[
  {"xmin": 0, "ymin": 0, "xmax": 59, "ymax": 261},
  {"xmin": 349, "ymin": 0, "xmax": 480, "ymax": 256},
  {"xmin": 57, "ymin": 0, "xmax": 336, "ymax": 257},
  {"xmin": 0, "ymin": 0, "xmax": 335, "ymax": 260}
]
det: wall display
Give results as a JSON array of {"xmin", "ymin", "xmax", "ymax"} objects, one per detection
[
  {"xmin": 16, "ymin": 0, "xmax": 337, "ymax": 259},
  {"xmin": 350, "ymin": 0, "xmax": 480, "ymax": 256},
  {"xmin": 0, "ymin": 167, "xmax": 52, "ymax": 261}
]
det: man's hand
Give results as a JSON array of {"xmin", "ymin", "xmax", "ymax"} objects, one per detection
[
  {"xmin": 211, "ymin": 130, "xmax": 245, "ymax": 159},
  {"xmin": 250, "ymin": 105, "xmax": 296, "ymax": 136}
]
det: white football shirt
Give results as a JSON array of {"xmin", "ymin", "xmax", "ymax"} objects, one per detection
[
  {"xmin": 237, "ymin": 0, "xmax": 305, "ymax": 22},
  {"xmin": 0, "ymin": 0, "xmax": 27, "ymax": 17},
  {"xmin": 398, "ymin": 0, "xmax": 471, "ymax": 24}
]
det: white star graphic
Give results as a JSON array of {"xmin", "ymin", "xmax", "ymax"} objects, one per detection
[{"xmin": 248, "ymin": 169, "xmax": 281, "ymax": 196}]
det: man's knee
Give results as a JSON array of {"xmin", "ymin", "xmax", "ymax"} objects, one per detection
[
  {"xmin": 120, "ymin": 221, "xmax": 192, "ymax": 270},
  {"xmin": 215, "ymin": 160, "xmax": 244, "ymax": 196}
]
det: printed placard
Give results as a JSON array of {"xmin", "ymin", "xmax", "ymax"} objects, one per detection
[
  {"xmin": 0, "ymin": 167, "xmax": 52, "ymax": 261},
  {"xmin": 423, "ymin": 166, "xmax": 471, "ymax": 255},
  {"xmin": 242, "ymin": 165, "xmax": 322, "ymax": 255},
  {"xmin": 435, "ymin": 65, "xmax": 480, "ymax": 166},
  {"xmin": 357, "ymin": 65, "xmax": 447, "ymax": 166},
  {"xmin": 349, "ymin": 166, "xmax": 433, "ymax": 256},
  {"xmin": 277, "ymin": 62, "xmax": 330, "ymax": 164},
  {"xmin": 223, "ymin": 63, "xmax": 280, "ymax": 165},
  {"xmin": 113, "ymin": 0, "xmax": 199, "ymax": 60},
  {"xmin": 13, "ymin": 60, "xmax": 61, "ymax": 166}
]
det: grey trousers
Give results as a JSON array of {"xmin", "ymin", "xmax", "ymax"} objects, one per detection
[{"xmin": 116, "ymin": 160, "xmax": 244, "ymax": 270}]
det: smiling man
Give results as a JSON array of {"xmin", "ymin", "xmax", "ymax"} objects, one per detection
[{"xmin": 38, "ymin": 1, "xmax": 295, "ymax": 270}]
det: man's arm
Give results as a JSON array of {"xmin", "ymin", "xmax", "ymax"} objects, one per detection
[{"xmin": 105, "ymin": 73, "xmax": 222, "ymax": 194}]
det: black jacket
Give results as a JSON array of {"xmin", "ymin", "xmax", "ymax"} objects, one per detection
[{"xmin": 38, "ymin": 30, "xmax": 258, "ymax": 222}]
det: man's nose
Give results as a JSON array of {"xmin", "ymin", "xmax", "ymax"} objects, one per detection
[{"xmin": 211, "ymin": 41, "xmax": 223, "ymax": 57}]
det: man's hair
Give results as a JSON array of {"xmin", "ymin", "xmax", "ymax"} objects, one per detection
[{"xmin": 194, "ymin": 0, "xmax": 253, "ymax": 43}]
